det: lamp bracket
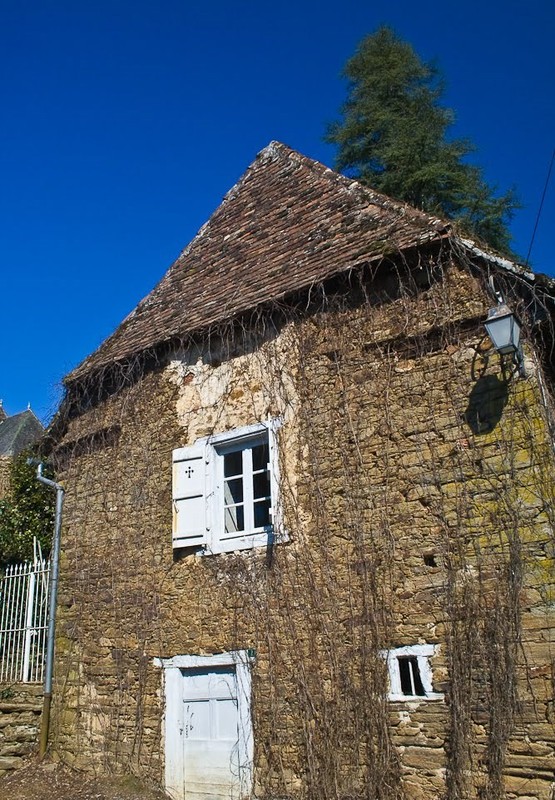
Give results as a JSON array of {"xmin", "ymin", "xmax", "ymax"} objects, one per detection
[{"xmin": 488, "ymin": 275, "xmax": 504, "ymax": 305}]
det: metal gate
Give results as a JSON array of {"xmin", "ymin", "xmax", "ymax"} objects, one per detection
[{"xmin": 0, "ymin": 557, "xmax": 50, "ymax": 683}]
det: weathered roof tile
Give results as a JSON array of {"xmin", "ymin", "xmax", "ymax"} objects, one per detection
[{"xmin": 67, "ymin": 141, "xmax": 450, "ymax": 382}]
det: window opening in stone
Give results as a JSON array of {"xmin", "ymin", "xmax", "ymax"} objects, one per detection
[
  {"xmin": 398, "ymin": 656, "xmax": 426, "ymax": 696},
  {"xmin": 423, "ymin": 553, "xmax": 437, "ymax": 567},
  {"xmin": 221, "ymin": 436, "xmax": 271, "ymax": 536},
  {"xmin": 173, "ymin": 419, "xmax": 281, "ymax": 555}
]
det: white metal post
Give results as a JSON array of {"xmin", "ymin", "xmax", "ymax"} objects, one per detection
[{"xmin": 22, "ymin": 567, "xmax": 36, "ymax": 683}]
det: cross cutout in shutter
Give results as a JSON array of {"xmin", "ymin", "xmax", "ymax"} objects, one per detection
[{"xmin": 185, "ymin": 466, "xmax": 195, "ymax": 478}]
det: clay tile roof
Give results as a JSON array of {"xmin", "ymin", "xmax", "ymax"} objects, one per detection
[
  {"xmin": 0, "ymin": 410, "xmax": 44, "ymax": 457},
  {"xmin": 67, "ymin": 141, "xmax": 450, "ymax": 383}
]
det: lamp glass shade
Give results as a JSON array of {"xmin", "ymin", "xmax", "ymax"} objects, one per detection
[{"xmin": 484, "ymin": 304, "xmax": 521, "ymax": 355}]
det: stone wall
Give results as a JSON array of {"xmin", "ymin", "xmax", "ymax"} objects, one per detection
[
  {"xmin": 50, "ymin": 262, "xmax": 555, "ymax": 799},
  {"xmin": 0, "ymin": 685, "xmax": 42, "ymax": 775}
]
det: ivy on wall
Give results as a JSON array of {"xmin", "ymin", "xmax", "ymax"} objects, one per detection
[{"xmin": 47, "ymin": 246, "xmax": 555, "ymax": 799}]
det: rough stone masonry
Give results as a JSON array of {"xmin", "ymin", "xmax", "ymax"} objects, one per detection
[{"xmin": 44, "ymin": 143, "xmax": 555, "ymax": 800}]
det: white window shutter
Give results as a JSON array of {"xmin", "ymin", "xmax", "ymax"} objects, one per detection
[{"xmin": 172, "ymin": 443, "xmax": 207, "ymax": 548}]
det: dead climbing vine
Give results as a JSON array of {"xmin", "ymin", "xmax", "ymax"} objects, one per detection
[{"xmin": 43, "ymin": 238, "xmax": 555, "ymax": 800}]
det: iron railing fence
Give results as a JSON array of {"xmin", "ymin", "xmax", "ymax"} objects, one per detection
[{"xmin": 0, "ymin": 558, "xmax": 50, "ymax": 683}]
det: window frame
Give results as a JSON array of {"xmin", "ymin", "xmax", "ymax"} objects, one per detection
[
  {"xmin": 384, "ymin": 644, "xmax": 443, "ymax": 702},
  {"xmin": 172, "ymin": 419, "xmax": 282, "ymax": 555},
  {"xmin": 209, "ymin": 422, "xmax": 278, "ymax": 554}
]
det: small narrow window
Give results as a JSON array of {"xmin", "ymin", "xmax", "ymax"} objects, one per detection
[
  {"xmin": 383, "ymin": 644, "xmax": 443, "ymax": 701},
  {"xmin": 398, "ymin": 656, "xmax": 426, "ymax": 696}
]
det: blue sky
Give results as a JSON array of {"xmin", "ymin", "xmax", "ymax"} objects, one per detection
[{"xmin": 1, "ymin": 0, "xmax": 554, "ymax": 423}]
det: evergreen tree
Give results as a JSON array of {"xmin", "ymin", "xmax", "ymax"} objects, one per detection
[
  {"xmin": 327, "ymin": 27, "xmax": 518, "ymax": 255},
  {"xmin": 0, "ymin": 453, "xmax": 54, "ymax": 566}
]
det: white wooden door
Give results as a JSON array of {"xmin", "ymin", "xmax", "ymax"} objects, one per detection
[{"xmin": 182, "ymin": 666, "xmax": 240, "ymax": 800}]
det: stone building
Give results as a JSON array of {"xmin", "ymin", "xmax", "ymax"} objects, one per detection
[{"xmin": 47, "ymin": 143, "xmax": 555, "ymax": 800}]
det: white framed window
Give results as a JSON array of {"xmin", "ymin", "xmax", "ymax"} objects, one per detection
[
  {"xmin": 172, "ymin": 419, "xmax": 281, "ymax": 554},
  {"xmin": 384, "ymin": 644, "xmax": 443, "ymax": 702}
]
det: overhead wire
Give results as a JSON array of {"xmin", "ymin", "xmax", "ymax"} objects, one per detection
[{"xmin": 525, "ymin": 148, "xmax": 555, "ymax": 267}]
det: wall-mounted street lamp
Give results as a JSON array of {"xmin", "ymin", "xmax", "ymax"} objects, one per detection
[{"xmin": 484, "ymin": 302, "xmax": 525, "ymax": 377}]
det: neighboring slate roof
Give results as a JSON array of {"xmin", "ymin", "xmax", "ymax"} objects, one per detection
[
  {"xmin": 0, "ymin": 410, "xmax": 44, "ymax": 457},
  {"xmin": 67, "ymin": 142, "xmax": 451, "ymax": 383}
]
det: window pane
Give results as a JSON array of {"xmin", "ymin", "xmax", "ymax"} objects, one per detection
[
  {"xmin": 184, "ymin": 700, "xmax": 211, "ymax": 740},
  {"xmin": 253, "ymin": 498, "xmax": 271, "ymax": 528},
  {"xmin": 253, "ymin": 471, "xmax": 271, "ymax": 500},
  {"xmin": 224, "ymin": 450, "xmax": 243, "ymax": 478},
  {"xmin": 224, "ymin": 478, "xmax": 243, "ymax": 505},
  {"xmin": 252, "ymin": 442, "xmax": 269, "ymax": 471},
  {"xmin": 216, "ymin": 698, "xmax": 239, "ymax": 740},
  {"xmin": 225, "ymin": 504, "xmax": 244, "ymax": 533}
]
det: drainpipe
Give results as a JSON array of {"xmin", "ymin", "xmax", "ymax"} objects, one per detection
[{"xmin": 34, "ymin": 463, "xmax": 64, "ymax": 759}]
